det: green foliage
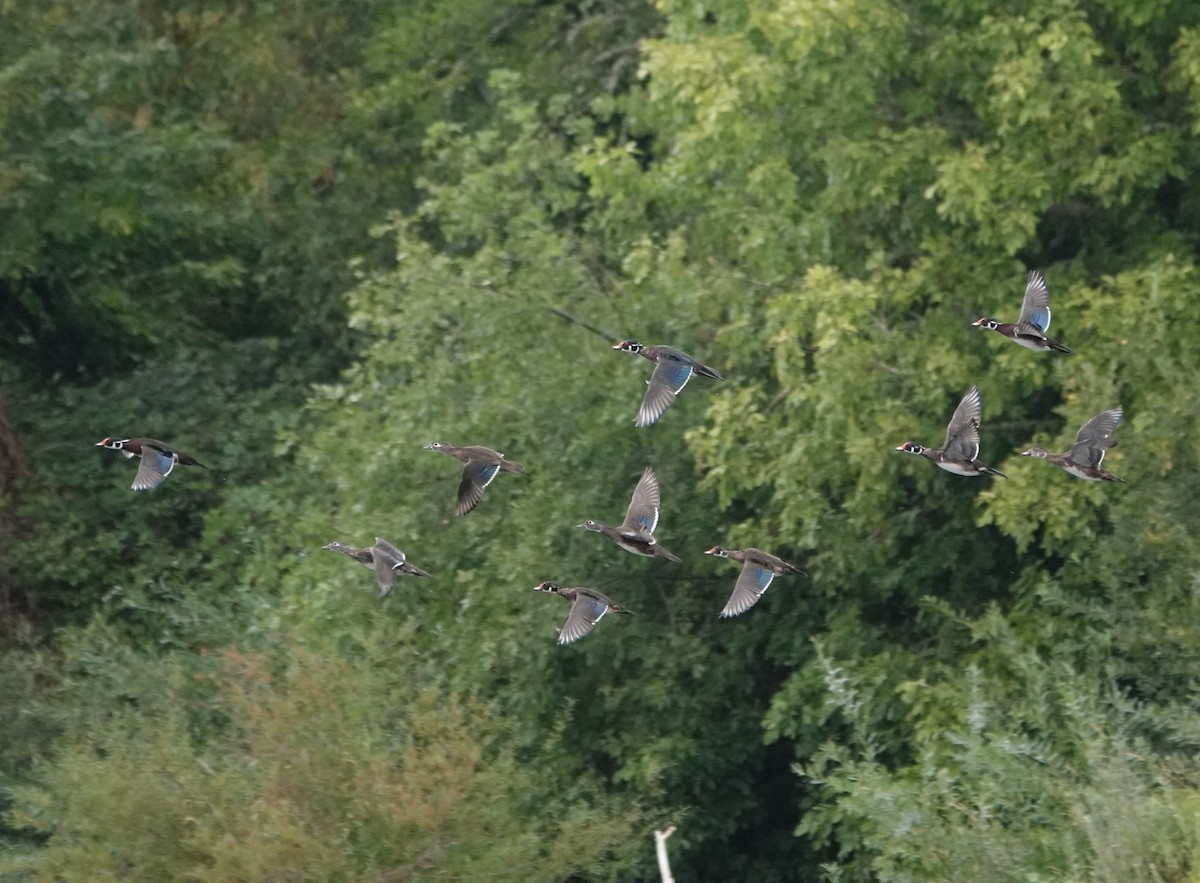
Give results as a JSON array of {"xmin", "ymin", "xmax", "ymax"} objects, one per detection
[
  {"xmin": 8, "ymin": 0, "xmax": 1200, "ymax": 879},
  {"xmin": 4, "ymin": 339, "xmax": 309, "ymax": 638},
  {"xmin": 276, "ymin": 82, "xmax": 804, "ymax": 877},
  {"xmin": 800, "ymin": 619, "xmax": 1200, "ymax": 882},
  {"xmin": 2, "ymin": 636, "xmax": 641, "ymax": 881},
  {"xmin": 354, "ymin": 0, "xmax": 661, "ymax": 208},
  {"xmin": 583, "ymin": 0, "xmax": 1200, "ymax": 874},
  {"xmin": 0, "ymin": 0, "xmax": 393, "ymax": 377}
]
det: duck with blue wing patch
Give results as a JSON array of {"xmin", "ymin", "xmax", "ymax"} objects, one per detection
[
  {"xmin": 533, "ymin": 582, "xmax": 632, "ymax": 645},
  {"xmin": 706, "ymin": 546, "xmax": 803, "ymax": 618},
  {"xmin": 577, "ymin": 467, "xmax": 680, "ymax": 561},
  {"xmin": 973, "ymin": 271, "xmax": 1073, "ymax": 354},
  {"xmin": 424, "ymin": 441, "xmax": 526, "ymax": 516},
  {"xmin": 612, "ymin": 340, "xmax": 723, "ymax": 427},
  {"xmin": 95, "ymin": 437, "xmax": 207, "ymax": 490}
]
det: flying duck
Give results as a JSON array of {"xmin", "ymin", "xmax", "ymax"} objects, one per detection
[
  {"xmin": 705, "ymin": 547, "xmax": 803, "ymax": 618},
  {"xmin": 95, "ymin": 437, "xmax": 207, "ymax": 490},
  {"xmin": 323, "ymin": 537, "xmax": 433, "ymax": 597},
  {"xmin": 578, "ymin": 467, "xmax": 680, "ymax": 561},
  {"xmin": 973, "ymin": 271, "xmax": 1073, "ymax": 354},
  {"xmin": 612, "ymin": 341, "xmax": 723, "ymax": 427},
  {"xmin": 1021, "ymin": 406, "xmax": 1125, "ymax": 482},
  {"xmin": 894, "ymin": 386, "xmax": 1007, "ymax": 477},
  {"xmin": 533, "ymin": 582, "xmax": 632, "ymax": 644},
  {"xmin": 423, "ymin": 442, "xmax": 526, "ymax": 516}
]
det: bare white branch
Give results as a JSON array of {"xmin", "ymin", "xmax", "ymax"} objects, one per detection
[{"xmin": 654, "ymin": 825, "xmax": 677, "ymax": 883}]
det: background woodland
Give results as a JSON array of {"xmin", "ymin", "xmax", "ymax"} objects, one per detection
[{"xmin": 5, "ymin": 0, "xmax": 1200, "ymax": 879}]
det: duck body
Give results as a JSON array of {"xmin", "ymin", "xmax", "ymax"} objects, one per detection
[
  {"xmin": 323, "ymin": 537, "xmax": 432, "ymax": 597},
  {"xmin": 533, "ymin": 581, "xmax": 632, "ymax": 644},
  {"xmin": 578, "ymin": 522, "xmax": 681, "ymax": 561},
  {"xmin": 974, "ymin": 321, "xmax": 1073, "ymax": 354},
  {"xmin": 1026, "ymin": 454, "xmax": 1124, "ymax": 482},
  {"xmin": 424, "ymin": 441, "xmax": 526, "ymax": 516},
  {"xmin": 706, "ymin": 546, "xmax": 803, "ymax": 618},
  {"xmin": 895, "ymin": 442, "xmax": 1007, "ymax": 477},
  {"xmin": 894, "ymin": 386, "xmax": 1006, "ymax": 478},
  {"xmin": 973, "ymin": 271, "xmax": 1073, "ymax": 354},
  {"xmin": 612, "ymin": 340, "xmax": 723, "ymax": 427},
  {"xmin": 1022, "ymin": 406, "xmax": 1125, "ymax": 482},
  {"xmin": 577, "ymin": 467, "xmax": 680, "ymax": 562},
  {"xmin": 95, "ymin": 437, "xmax": 207, "ymax": 490}
]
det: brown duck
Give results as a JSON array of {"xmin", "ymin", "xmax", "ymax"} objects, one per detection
[
  {"xmin": 613, "ymin": 341, "xmax": 723, "ymax": 427},
  {"xmin": 95, "ymin": 437, "xmax": 207, "ymax": 490},
  {"xmin": 533, "ymin": 582, "xmax": 632, "ymax": 645},
  {"xmin": 1022, "ymin": 406, "xmax": 1125, "ymax": 482},
  {"xmin": 323, "ymin": 537, "xmax": 432, "ymax": 597},
  {"xmin": 706, "ymin": 546, "xmax": 803, "ymax": 618},
  {"xmin": 577, "ymin": 467, "xmax": 680, "ymax": 562},
  {"xmin": 973, "ymin": 271, "xmax": 1073, "ymax": 354},
  {"xmin": 424, "ymin": 441, "xmax": 526, "ymax": 516},
  {"xmin": 894, "ymin": 386, "xmax": 1006, "ymax": 478}
]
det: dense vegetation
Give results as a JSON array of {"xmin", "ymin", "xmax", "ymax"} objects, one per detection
[{"xmin": 5, "ymin": 0, "xmax": 1200, "ymax": 879}]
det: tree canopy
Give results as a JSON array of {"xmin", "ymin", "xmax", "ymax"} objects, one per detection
[{"xmin": 5, "ymin": 0, "xmax": 1200, "ymax": 880}]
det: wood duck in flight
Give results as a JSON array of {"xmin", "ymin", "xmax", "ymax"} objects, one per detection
[
  {"xmin": 323, "ymin": 537, "xmax": 432, "ymax": 597},
  {"xmin": 423, "ymin": 442, "xmax": 526, "ymax": 516},
  {"xmin": 533, "ymin": 582, "xmax": 632, "ymax": 645},
  {"xmin": 95, "ymin": 437, "xmax": 206, "ymax": 490},
  {"xmin": 1021, "ymin": 406, "xmax": 1126, "ymax": 482},
  {"xmin": 973, "ymin": 271, "xmax": 1073, "ymax": 354},
  {"xmin": 705, "ymin": 547, "xmax": 803, "ymax": 618},
  {"xmin": 578, "ymin": 467, "xmax": 680, "ymax": 561},
  {"xmin": 894, "ymin": 386, "xmax": 1007, "ymax": 477},
  {"xmin": 612, "ymin": 341, "xmax": 723, "ymax": 427}
]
